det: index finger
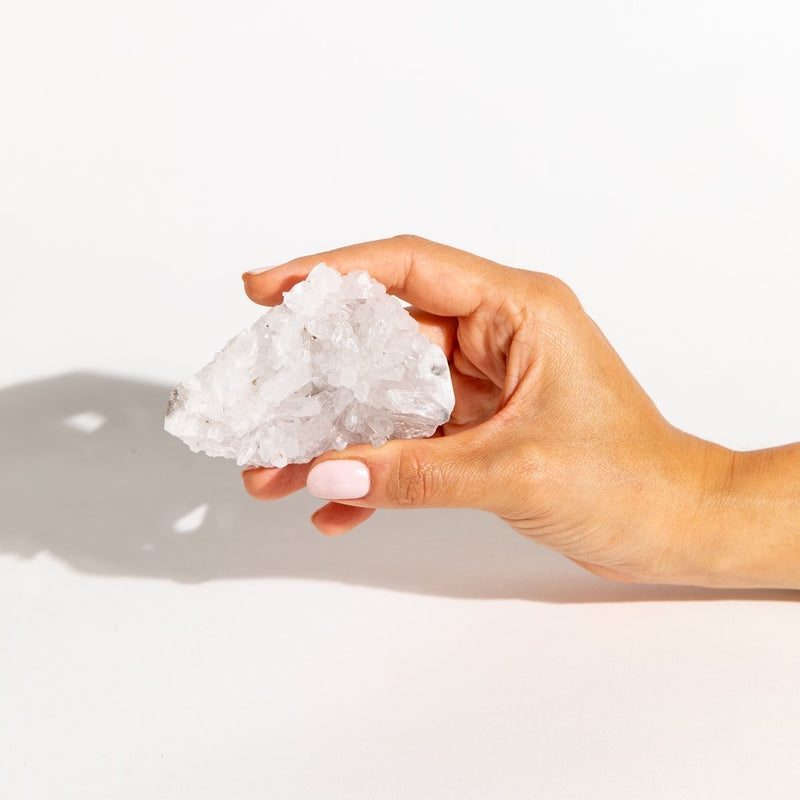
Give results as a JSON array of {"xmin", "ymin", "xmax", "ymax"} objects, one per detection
[{"xmin": 241, "ymin": 234, "xmax": 504, "ymax": 318}]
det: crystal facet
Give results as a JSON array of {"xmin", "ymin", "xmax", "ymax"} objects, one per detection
[{"xmin": 164, "ymin": 264, "xmax": 455, "ymax": 468}]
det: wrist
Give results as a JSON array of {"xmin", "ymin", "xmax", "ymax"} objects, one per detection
[{"xmin": 681, "ymin": 440, "xmax": 800, "ymax": 589}]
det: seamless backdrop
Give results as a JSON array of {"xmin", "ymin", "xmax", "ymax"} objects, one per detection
[{"xmin": 2, "ymin": 2, "xmax": 799, "ymax": 798}]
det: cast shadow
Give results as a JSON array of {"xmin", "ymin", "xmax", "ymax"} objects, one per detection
[{"xmin": 0, "ymin": 373, "xmax": 794, "ymax": 604}]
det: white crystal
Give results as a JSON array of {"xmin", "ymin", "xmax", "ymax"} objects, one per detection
[{"xmin": 164, "ymin": 264, "xmax": 455, "ymax": 468}]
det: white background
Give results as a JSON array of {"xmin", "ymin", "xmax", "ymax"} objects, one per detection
[{"xmin": 2, "ymin": 1, "xmax": 799, "ymax": 798}]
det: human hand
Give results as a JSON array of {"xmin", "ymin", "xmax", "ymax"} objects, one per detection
[{"xmin": 241, "ymin": 235, "xmax": 797, "ymax": 589}]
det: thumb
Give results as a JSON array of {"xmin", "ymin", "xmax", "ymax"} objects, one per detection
[{"xmin": 305, "ymin": 426, "xmax": 506, "ymax": 512}]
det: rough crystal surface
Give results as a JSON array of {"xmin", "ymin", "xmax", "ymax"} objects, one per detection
[{"xmin": 164, "ymin": 264, "xmax": 455, "ymax": 468}]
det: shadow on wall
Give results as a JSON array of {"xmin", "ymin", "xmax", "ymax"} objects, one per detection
[{"xmin": 1, "ymin": 372, "xmax": 794, "ymax": 604}]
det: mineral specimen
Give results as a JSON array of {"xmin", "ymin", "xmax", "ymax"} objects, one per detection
[{"xmin": 164, "ymin": 264, "xmax": 455, "ymax": 468}]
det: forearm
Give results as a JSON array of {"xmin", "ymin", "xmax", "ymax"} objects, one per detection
[{"xmin": 698, "ymin": 442, "xmax": 800, "ymax": 589}]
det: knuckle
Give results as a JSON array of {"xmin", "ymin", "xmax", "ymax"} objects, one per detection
[
  {"xmin": 509, "ymin": 270, "xmax": 584, "ymax": 329},
  {"xmin": 533, "ymin": 271, "xmax": 582, "ymax": 310},
  {"xmin": 392, "ymin": 449, "xmax": 432, "ymax": 508},
  {"xmin": 392, "ymin": 233, "xmax": 423, "ymax": 246},
  {"xmin": 392, "ymin": 233, "xmax": 432, "ymax": 259},
  {"xmin": 391, "ymin": 233, "xmax": 432, "ymax": 290}
]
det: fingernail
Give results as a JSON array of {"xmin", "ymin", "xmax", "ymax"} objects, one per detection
[
  {"xmin": 243, "ymin": 266, "xmax": 277, "ymax": 276},
  {"xmin": 306, "ymin": 460, "xmax": 370, "ymax": 500}
]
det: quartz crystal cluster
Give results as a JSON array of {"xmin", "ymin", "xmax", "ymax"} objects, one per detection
[{"xmin": 164, "ymin": 264, "xmax": 455, "ymax": 468}]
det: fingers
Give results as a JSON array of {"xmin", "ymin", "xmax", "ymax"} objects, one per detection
[
  {"xmin": 311, "ymin": 503, "xmax": 376, "ymax": 536},
  {"xmin": 304, "ymin": 421, "xmax": 513, "ymax": 514},
  {"xmin": 242, "ymin": 464, "xmax": 376, "ymax": 535},
  {"xmin": 408, "ymin": 307, "xmax": 458, "ymax": 359},
  {"xmin": 242, "ymin": 462, "xmax": 312, "ymax": 501},
  {"xmin": 242, "ymin": 234, "xmax": 507, "ymax": 318}
]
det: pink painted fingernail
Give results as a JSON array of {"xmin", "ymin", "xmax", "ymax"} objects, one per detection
[{"xmin": 306, "ymin": 460, "xmax": 370, "ymax": 500}]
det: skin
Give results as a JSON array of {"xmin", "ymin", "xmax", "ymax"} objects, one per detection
[{"xmin": 241, "ymin": 235, "xmax": 800, "ymax": 590}]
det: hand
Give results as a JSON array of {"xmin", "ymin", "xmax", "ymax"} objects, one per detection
[{"xmin": 242, "ymin": 235, "xmax": 799, "ymax": 589}]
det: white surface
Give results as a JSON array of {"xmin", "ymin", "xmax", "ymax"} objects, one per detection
[{"xmin": 1, "ymin": 2, "xmax": 799, "ymax": 798}]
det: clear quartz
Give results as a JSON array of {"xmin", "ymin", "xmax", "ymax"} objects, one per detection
[{"xmin": 164, "ymin": 264, "xmax": 455, "ymax": 468}]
